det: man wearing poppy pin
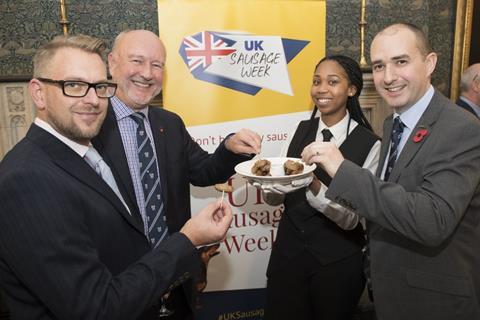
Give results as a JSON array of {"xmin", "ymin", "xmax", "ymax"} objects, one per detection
[{"xmin": 301, "ymin": 23, "xmax": 480, "ymax": 320}]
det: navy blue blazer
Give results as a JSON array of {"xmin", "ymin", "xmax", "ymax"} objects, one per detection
[
  {"xmin": 0, "ymin": 124, "xmax": 203, "ymax": 319},
  {"xmin": 456, "ymin": 97, "xmax": 479, "ymax": 118}
]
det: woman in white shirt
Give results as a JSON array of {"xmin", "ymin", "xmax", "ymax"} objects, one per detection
[{"xmin": 263, "ymin": 55, "xmax": 380, "ymax": 320}]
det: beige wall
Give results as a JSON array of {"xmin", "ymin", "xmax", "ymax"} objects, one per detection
[{"xmin": 358, "ymin": 73, "xmax": 392, "ymax": 137}]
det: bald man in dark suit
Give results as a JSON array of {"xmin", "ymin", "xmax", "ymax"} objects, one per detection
[{"xmin": 92, "ymin": 30, "xmax": 261, "ymax": 319}]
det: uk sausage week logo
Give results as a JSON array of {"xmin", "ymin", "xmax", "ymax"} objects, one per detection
[{"xmin": 179, "ymin": 31, "xmax": 309, "ymax": 96}]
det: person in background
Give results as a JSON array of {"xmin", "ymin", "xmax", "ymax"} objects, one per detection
[
  {"xmin": 259, "ymin": 55, "xmax": 380, "ymax": 320},
  {"xmin": 0, "ymin": 34, "xmax": 233, "ymax": 320},
  {"xmin": 303, "ymin": 23, "xmax": 480, "ymax": 320},
  {"xmin": 456, "ymin": 63, "xmax": 480, "ymax": 118},
  {"xmin": 92, "ymin": 29, "xmax": 261, "ymax": 319}
]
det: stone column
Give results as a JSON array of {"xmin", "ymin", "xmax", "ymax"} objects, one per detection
[{"xmin": 0, "ymin": 82, "xmax": 36, "ymax": 160}]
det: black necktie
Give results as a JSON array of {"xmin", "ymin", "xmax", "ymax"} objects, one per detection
[
  {"xmin": 384, "ymin": 117, "xmax": 404, "ymax": 180},
  {"xmin": 130, "ymin": 112, "xmax": 168, "ymax": 248},
  {"xmin": 315, "ymin": 128, "xmax": 334, "ymax": 186},
  {"xmin": 321, "ymin": 128, "xmax": 333, "ymax": 142}
]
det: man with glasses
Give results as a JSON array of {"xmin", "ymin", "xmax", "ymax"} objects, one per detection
[
  {"xmin": 457, "ymin": 63, "xmax": 480, "ymax": 118},
  {"xmin": 35, "ymin": 78, "xmax": 117, "ymax": 99},
  {"xmin": 0, "ymin": 34, "xmax": 233, "ymax": 320}
]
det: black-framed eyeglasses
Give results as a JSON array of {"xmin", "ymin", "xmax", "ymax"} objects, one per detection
[{"xmin": 37, "ymin": 78, "xmax": 117, "ymax": 98}]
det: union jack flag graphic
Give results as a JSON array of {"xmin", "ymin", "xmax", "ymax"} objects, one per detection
[
  {"xmin": 182, "ymin": 31, "xmax": 236, "ymax": 71},
  {"xmin": 179, "ymin": 30, "xmax": 308, "ymax": 95}
]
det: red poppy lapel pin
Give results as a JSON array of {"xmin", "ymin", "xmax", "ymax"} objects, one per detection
[{"xmin": 412, "ymin": 126, "xmax": 428, "ymax": 143}]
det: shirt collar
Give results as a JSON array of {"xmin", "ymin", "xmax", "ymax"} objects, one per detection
[
  {"xmin": 34, "ymin": 117, "xmax": 89, "ymax": 157},
  {"xmin": 319, "ymin": 110, "xmax": 350, "ymax": 140},
  {"xmin": 111, "ymin": 95, "xmax": 149, "ymax": 120},
  {"xmin": 459, "ymin": 96, "xmax": 480, "ymax": 109},
  {"xmin": 395, "ymin": 85, "xmax": 434, "ymax": 131}
]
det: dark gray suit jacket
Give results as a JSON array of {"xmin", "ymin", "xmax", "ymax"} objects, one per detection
[
  {"xmin": 326, "ymin": 91, "xmax": 480, "ymax": 320},
  {"xmin": 0, "ymin": 124, "xmax": 202, "ymax": 320},
  {"xmin": 92, "ymin": 103, "xmax": 249, "ymax": 315},
  {"xmin": 93, "ymin": 102, "xmax": 248, "ymax": 235}
]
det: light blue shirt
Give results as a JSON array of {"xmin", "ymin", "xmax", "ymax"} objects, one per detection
[
  {"xmin": 111, "ymin": 96, "xmax": 160, "ymax": 235},
  {"xmin": 381, "ymin": 85, "xmax": 434, "ymax": 179}
]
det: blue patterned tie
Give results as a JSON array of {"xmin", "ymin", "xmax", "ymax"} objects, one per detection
[
  {"xmin": 384, "ymin": 116, "xmax": 404, "ymax": 180},
  {"xmin": 130, "ymin": 112, "xmax": 168, "ymax": 247}
]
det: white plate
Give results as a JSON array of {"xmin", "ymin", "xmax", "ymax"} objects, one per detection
[{"xmin": 235, "ymin": 157, "xmax": 316, "ymax": 184}]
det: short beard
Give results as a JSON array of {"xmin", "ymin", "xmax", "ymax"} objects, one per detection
[{"xmin": 47, "ymin": 111, "xmax": 101, "ymax": 145}]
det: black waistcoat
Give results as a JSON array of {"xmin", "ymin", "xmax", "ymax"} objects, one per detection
[{"xmin": 272, "ymin": 118, "xmax": 379, "ymax": 265}]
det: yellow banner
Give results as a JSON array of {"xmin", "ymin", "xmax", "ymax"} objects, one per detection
[{"xmin": 158, "ymin": 0, "xmax": 326, "ymax": 126}]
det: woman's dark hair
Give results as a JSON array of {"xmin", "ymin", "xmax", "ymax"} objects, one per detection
[{"xmin": 308, "ymin": 54, "xmax": 373, "ymax": 132}]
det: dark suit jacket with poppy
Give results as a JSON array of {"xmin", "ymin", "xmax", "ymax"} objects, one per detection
[
  {"xmin": 326, "ymin": 90, "xmax": 480, "ymax": 320},
  {"xmin": 0, "ymin": 124, "xmax": 203, "ymax": 320},
  {"xmin": 92, "ymin": 101, "xmax": 249, "ymax": 317}
]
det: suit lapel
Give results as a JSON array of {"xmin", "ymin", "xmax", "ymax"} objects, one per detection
[
  {"xmin": 388, "ymin": 91, "xmax": 442, "ymax": 181},
  {"xmin": 28, "ymin": 125, "xmax": 144, "ymax": 234},
  {"xmin": 148, "ymin": 107, "xmax": 169, "ymax": 212},
  {"xmin": 94, "ymin": 103, "xmax": 148, "ymax": 235}
]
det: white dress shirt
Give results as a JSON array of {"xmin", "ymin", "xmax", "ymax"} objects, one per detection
[{"xmin": 281, "ymin": 111, "xmax": 381, "ymax": 230}]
